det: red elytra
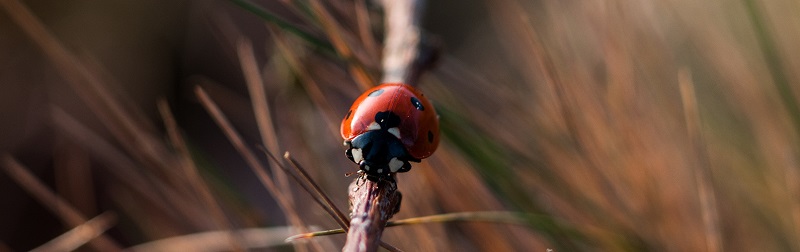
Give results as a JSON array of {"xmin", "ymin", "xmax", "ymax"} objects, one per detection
[{"xmin": 341, "ymin": 83, "xmax": 439, "ymax": 179}]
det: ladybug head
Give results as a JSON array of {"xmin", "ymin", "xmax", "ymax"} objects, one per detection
[{"xmin": 344, "ymin": 111, "xmax": 419, "ymax": 181}]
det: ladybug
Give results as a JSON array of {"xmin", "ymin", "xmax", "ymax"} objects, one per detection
[{"xmin": 341, "ymin": 83, "xmax": 439, "ymax": 181}]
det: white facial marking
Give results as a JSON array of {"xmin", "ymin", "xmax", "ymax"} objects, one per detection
[
  {"xmin": 351, "ymin": 148, "xmax": 364, "ymax": 163},
  {"xmin": 364, "ymin": 165, "xmax": 370, "ymax": 171},
  {"xmin": 367, "ymin": 122, "xmax": 381, "ymax": 131},
  {"xmin": 388, "ymin": 127, "xmax": 401, "ymax": 139},
  {"xmin": 389, "ymin": 157, "xmax": 404, "ymax": 172},
  {"xmin": 377, "ymin": 168, "xmax": 383, "ymax": 173}
]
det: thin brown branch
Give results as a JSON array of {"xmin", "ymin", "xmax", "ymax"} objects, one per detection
[
  {"xmin": 1, "ymin": 154, "xmax": 123, "ymax": 252},
  {"xmin": 380, "ymin": 0, "xmax": 436, "ymax": 86},
  {"xmin": 343, "ymin": 176, "xmax": 402, "ymax": 252},
  {"xmin": 344, "ymin": 0, "xmax": 429, "ymax": 251},
  {"xmin": 261, "ymin": 150, "xmax": 399, "ymax": 251},
  {"xmin": 280, "ymin": 152, "xmax": 351, "ymax": 230},
  {"xmin": 255, "ymin": 150, "xmax": 344, "ymax": 227}
]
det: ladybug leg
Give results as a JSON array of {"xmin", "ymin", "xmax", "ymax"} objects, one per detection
[
  {"xmin": 397, "ymin": 160, "xmax": 412, "ymax": 173},
  {"xmin": 345, "ymin": 149, "xmax": 354, "ymax": 162},
  {"xmin": 355, "ymin": 171, "xmax": 366, "ymax": 186}
]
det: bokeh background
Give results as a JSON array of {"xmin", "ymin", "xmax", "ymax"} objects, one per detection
[{"xmin": 2, "ymin": 0, "xmax": 800, "ymax": 251}]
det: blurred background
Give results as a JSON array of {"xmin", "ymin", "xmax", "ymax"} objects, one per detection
[{"xmin": 2, "ymin": 0, "xmax": 800, "ymax": 251}]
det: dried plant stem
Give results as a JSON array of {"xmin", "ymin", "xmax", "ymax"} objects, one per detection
[
  {"xmin": 158, "ymin": 100, "xmax": 245, "ymax": 251},
  {"xmin": 288, "ymin": 211, "xmax": 551, "ymax": 241},
  {"xmin": 269, "ymin": 30, "xmax": 341, "ymax": 137},
  {"xmin": 194, "ymin": 86, "xmax": 310, "ymax": 245},
  {"xmin": 308, "ymin": 0, "xmax": 376, "ymax": 90},
  {"xmin": 343, "ymin": 176, "xmax": 402, "ymax": 252},
  {"xmin": 237, "ymin": 38, "xmax": 295, "ymax": 214},
  {"xmin": 344, "ymin": 0, "xmax": 428, "ymax": 251},
  {"xmin": 0, "ymin": 0, "xmax": 174, "ymax": 177},
  {"xmin": 258, "ymin": 150, "xmax": 399, "ymax": 251},
  {"xmin": 380, "ymin": 0, "xmax": 430, "ymax": 86},
  {"xmin": 283, "ymin": 153, "xmax": 351, "ymax": 229},
  {"xmin": 678, "ymin": 69, "xmax": 721, "ymax": 252},
  {"xmin": 1, "ymin": 154, "xmax": 123, "ymax": 251}
]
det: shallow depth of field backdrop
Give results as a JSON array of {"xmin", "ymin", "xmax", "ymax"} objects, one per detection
[{"xmin": 2, "ymin": 0, "xmax": 800, "ymax": 251}]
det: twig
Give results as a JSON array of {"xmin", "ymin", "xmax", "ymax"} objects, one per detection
[
  {"xmin": 343, "ymin": 0, "xmax": 429, "ymax": 251},
  {"xmin": 283, "ymin": 152, "xmax": 352, "ymax": 230},
  {"xmin": 343, "ymin": 176, "xmax": 403, "ymax": 252},
  {"xmin": 258, "ymin": 150, "xmax": 400, "ymax": 251},
  {"xmin": 380, "ymin": 0, "xmax": 436, "ymax": 86}
]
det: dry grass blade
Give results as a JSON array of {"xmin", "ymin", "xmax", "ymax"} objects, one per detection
[
  {"xmin": 270, "ymin": 29, "xmax": 341, "ymax": 137},
  {"xmin": 194, "ymin": 86, "xmax": 315, "ymax": 251},
  {"xmin": 158, "ymin": 100, "xmax": 245, "ymax": 251},
  {"xmin": 50, "ymin": 107, "xmax": 209, "ymax": 225},
  {"xmin": 283, "ymin": 152, "xmax": 351, "ymax": 228},
  {"xmin": 387, "ymin": 211, "xmax": 533, "ymax": 226},
  {"xmin": 237, "ymin": 38, "xmax": 290, "ymax": 197},
  {"xmin": 31, "ymin": 212, "xmax": 117, "ymax": 252},
  {"xmin": 354, "ymin": 0, "xmax": 379, "ymax": 60},
  {"xmin": 257, "ymin": 150, "xmax": 349, "ymax": 230},
  {"xmin": 1, "ymin": 154, "xmax": 123, "ymax": 251},
  {"xmin": 0, "ymin": 0, "xmax": 174, "ymax": 177},
  {"xmin": 308, "ymin": 0, "xmax": 376, "ymax": 90},
  {"xmin": 678, "ymin": 69, "xmax": 721, "ymax": 252},
  {"xmin": 287, "ymin": 211, "xmax": 550, "ymax": 242},
  {"xmin": 236, "ymin": 40, "xmax": 309, "ymax": 249},
  {"xmin": 286, "ymin": 229, "xmax": 346, "ymax": 242},
  {"xmin": 261, "ymin": 150, "xmax": 401, "ymax": 251},
  {"xmin": 126, "ymin": 227, "xmax": 295, "ymax": 252}
]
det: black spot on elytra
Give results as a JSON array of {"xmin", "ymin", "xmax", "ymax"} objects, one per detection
[
  {"xmin": 374, "ymin": 111, "xmax": 401, "ymax": 128},
  {"xmin": 345, "ymin": 110, "xmax": 352, "ymax": 120},
  {"xmin": 427, "ymin": 131, "xmax": 434, "ymax": 143},
  {"xmin": 368, "ymin": 89, "xmax": 384, "ymax": 97},
  {"xmin": 411, "ymin": 97, "xmax": 424, "ymax": 111}
]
